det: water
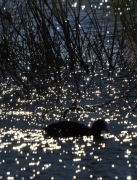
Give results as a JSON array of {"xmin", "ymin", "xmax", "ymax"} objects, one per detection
[
  {"xmin": 0, "ymin": 70, "xmax": 137, "ymax": 180},
  {"xmin": 0, "ymin": 113, "xmax": 137, "ymax": 179},
  {"xmin": 0, "ymin": 1, "xmax": 137, "ymax": 179}
]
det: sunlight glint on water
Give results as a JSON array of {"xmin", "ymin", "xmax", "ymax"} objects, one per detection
[{"xmin": 0, "ymin": 0, "xmax": 137, "ymax": 179}]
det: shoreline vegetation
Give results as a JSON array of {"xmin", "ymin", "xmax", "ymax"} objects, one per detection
[{"xmin": 0, "ymin": 0, "xmax": 137, "ymax": 115}]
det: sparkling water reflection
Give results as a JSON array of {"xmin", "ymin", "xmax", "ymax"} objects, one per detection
[
  {"xmin": 0, "ymin": 110, "xmax": 137, "ymax": 179},
  {"xmin": 0, "ymin": 0, "xmax": 137, "ymax": 179},
  {"xmin": 0, "ymin": 68, "xmax": 137, "ymax": 179}
]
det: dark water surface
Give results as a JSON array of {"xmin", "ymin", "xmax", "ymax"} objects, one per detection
[
  {"xmin": 0, "ymin": 71, "xmax": 137, "ymax": 180},
  {"xmin": 0, "ymin": 1, "xmax": 137, "ymax": 179},
  {"xmin": 0, "ymin": 112, "xmax": 137, "ymax": 180}
]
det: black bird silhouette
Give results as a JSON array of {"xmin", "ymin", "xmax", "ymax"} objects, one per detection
[{"xmin": 43, "ymin": 119, "xmax": 108, "ymax": 138}]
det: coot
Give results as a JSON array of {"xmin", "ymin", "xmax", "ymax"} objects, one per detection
[{"xmin": 43, "ymin": 119, "xmax": 108, "ymax": 138}]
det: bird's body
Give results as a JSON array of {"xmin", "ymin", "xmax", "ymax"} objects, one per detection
[{"xmin": 43, "ymin": 119, "xmax": 108, "ymax": 138}]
